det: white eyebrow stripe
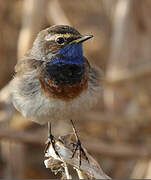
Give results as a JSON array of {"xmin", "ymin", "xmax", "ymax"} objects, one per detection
[
  {"xmin": 44, "ymin": 34, "xmax": 54, "ymax": 41},
  {"xmin": 44, "ymin": 33, "xmax": 74, "ymax": 41}
]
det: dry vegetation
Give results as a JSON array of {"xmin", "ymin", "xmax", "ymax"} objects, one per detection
[{"xmin": 0, "ymin": 0, "xmax": 151, "ymax": 178}]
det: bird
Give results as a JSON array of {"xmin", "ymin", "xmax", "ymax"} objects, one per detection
[{"xmin": 12, "ymin": 25, "xmax": 102, "ymax": 163}]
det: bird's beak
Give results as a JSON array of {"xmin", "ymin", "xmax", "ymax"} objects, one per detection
[{"xmin": 69, "ymin": 35, "xmax": 93, "ymax": 45}]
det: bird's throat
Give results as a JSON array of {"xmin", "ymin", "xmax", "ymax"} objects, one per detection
[
  {"xmin": 50, "ymin": 43, "xmax": 84, "ymax": 65},
  {"xmin": 46, "ymin": 43, "xmax": 85, "ymax": 86},
  {"xmin": 46, "ymin": 63, "xmax": 85, "ymax": 86}
]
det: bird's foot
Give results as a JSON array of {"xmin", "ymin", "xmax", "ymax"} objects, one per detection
[
  {"xmin": 44, "ymin": 134, "xmax": 61, "ymax": 158},
  {"xmin": 71, "ymin": 138, "xmax": 89, "ymax": 168},
  {"xmin": 70, "ymin": 120, "xmax": 89, "ymax": 168}
]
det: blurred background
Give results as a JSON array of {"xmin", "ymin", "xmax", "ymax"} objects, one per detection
[{"xmin": 0, "ymin": 0, "xmax": 151, "ymax": 178}]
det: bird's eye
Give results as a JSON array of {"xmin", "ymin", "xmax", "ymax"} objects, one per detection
[{"xmin": 56, "ymin": 37, "xmax": 65, "ymax": 44}]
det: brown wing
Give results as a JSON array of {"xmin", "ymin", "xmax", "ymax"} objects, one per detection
[
  {"xmin": 15, "ymin": 58, "xmax": 43, "ymax": 76},
  {"xmin": 84, "ymin": 56, "xmax": 103, "ymax": 89}
]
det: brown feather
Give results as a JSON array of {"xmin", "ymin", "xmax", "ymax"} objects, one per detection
[{"xmin": 39, "ymin": 77, "xmax": 88, "ymax": 101}]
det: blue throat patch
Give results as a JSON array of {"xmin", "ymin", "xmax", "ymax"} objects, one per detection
[
  {"xmin": 50, "ymin": 43, "xmax": 84, "ymax": 65},
  {"xmin": 46, "ymin": 43, "xmax": 85, "ymax": 86}
]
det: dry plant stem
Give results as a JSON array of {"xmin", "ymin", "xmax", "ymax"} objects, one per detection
[
  {"xmin": 75, "ymin": 168, "xmax": 90, "ymax": 179},
  {"xmin": 130, "ymin": 159, "xmax": 149, "ymax": 178},
  {"xmin": 63, "ymin": 162, "xmax": 71, "ymax": 179},
  {"xmin": 47, "ymin": 0, "xmax": 70, "ymax": 25},
  {"xmin": 44, "ymin": 136, "xmax": 110, "ymax": 179},
  {"xmin": 1, "ymin": 141, "xmax": 25, "ymax": 178},
  {"xmin": 1, "ymin": 128, "xmax": 151, "ymax": 159},
  {"xmin": 0, "ymin": 128, "xmax": 44, "ymax": 145},
  {"xmin": 17, "ymin": 0, "xmax": 48, "ymax": 59},
  {"xmin": 105, "ymin": 60, "xmax": 151, "ymax": 84}
]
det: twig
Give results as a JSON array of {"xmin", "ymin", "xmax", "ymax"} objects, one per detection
[
  {"xmin": 0, "ymin": 128, "xmax": 44, "ymax": 145},
  {"xmin": 44, "ymin": 134, "xmax": 111, "ymax": 179},
  {"xmin": 63, "ymin": 162, "xmax": 71, "ymax": 179},
  {"xmin": 75, "ymin": 168, "xmax": 90, "ymax": 179}
]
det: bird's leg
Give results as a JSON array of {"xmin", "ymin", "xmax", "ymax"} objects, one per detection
[
  {"xmin": 70, "ymin": 120, "xmax": 89, "ymax": 167},
  {"xmin": 44, "ymin": 122, "xmax": 60, "ymax": 158}
]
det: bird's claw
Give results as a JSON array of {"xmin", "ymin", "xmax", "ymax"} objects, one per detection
[
  {"xmin": 71, "ymin": 138, "xmax": 89, "ymax": 168},
  {"xmin": 70, "ymin": 120, "xmax": 89, "ymax": 168},
  {"xmin": 44, "ymin": 134, "xmax": 61, "ymax": 159}
]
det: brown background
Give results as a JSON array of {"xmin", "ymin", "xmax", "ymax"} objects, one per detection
[{"xmin": 0, "ymin": 0, "xmax": 151, "ymax": 178}]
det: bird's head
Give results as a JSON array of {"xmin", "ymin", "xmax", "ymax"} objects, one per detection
[
  {"xmin": 31, "ymin": 25, "xmax": 93, "ymax": 64},
  {"xmin": 31, "ymin": 25, "xmax": 93, "ymax": 86}
]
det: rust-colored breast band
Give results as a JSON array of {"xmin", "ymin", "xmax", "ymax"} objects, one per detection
[{"xmin": 39, "ymin": 78, "xmax": 88, "ymax": 101}]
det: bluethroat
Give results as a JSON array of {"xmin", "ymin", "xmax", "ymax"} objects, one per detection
[{"xmin": 12, "ymin": 25, "xmax": 102, "ymax": 162}]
